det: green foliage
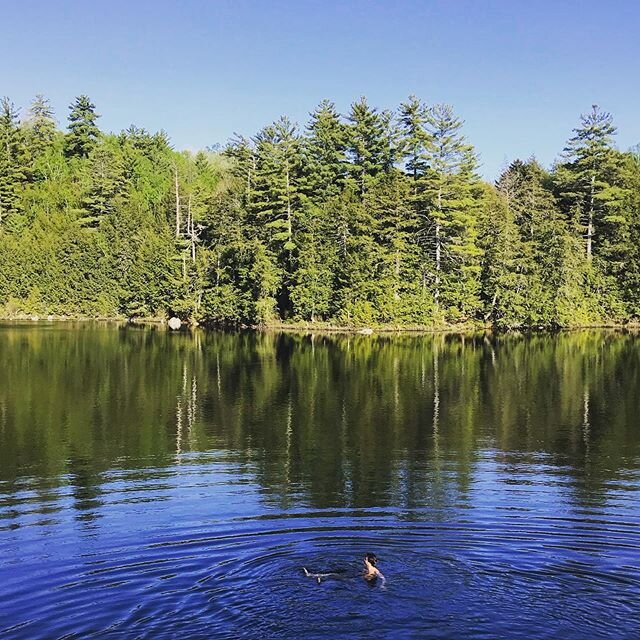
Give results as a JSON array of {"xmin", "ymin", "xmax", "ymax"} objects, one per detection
[
  {"xmin": 303, "ymin": 100, "xmax": 348, "ymax": 201},
  {"xmin": 289, "ymin": 205, "xmax": 335, "ymax": 321},
  {"xmin": 0, "ymin": 94, "xmax": 639, "ymax": 328},
  {"xmin": 345, "ymin": 97, "xmax": 395, "ymax": 197},
  {"xmin": 418, "ymin": 104, "xmax": 483, "ymax": 320},
  {"xmin": 23, "ymin": 95, "xmax": 58, "ymax": 164},
  {"xmin": 555, "ymin": 105, "xmax": 630, "ymax": 262},
  {"xmin": 65, "ymin": 95, "xmax": 100, "ymax": 158},
  {"xmin": 0, "ymin": 97, "xmax": 27, "ymax": 223}
]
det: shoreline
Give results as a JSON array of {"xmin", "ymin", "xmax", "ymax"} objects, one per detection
[{"xmin": 2, "ymin": 314, "xmax": 640, "ymax": 334}]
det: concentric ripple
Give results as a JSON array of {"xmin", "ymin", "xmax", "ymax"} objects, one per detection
[{"xmin": 2, "ymin": 451, "xmax": 639, "ymax": 640}]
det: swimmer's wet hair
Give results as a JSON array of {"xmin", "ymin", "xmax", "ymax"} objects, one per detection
[{"xmin": 365, "ymin": 553, "xmax": 377, "ymax": 566}]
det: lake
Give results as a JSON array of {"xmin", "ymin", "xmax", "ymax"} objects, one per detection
[{"xmin": 1, "ymin": 324, "xmax": 639, "ymax": 639}]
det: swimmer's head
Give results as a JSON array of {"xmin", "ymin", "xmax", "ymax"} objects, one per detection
[{"xmin": 365, "ymin": 552, "xmax": 377, "ymax": 566}]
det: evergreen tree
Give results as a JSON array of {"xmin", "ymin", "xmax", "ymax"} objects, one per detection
[
  {"xmin": 23, "ymin": 95, "xmax": 58, "ymax": 162},
  {"xmin": 328, "ymin": 187, "xmax": 387, "ymax": 324},
  {"xmin": 173, "ymin": 151, "xmax": 221, "ymax": 319},
  {"xmin": 356, "ymin": 169, "xmax": 426, "ymax": 322},
  {"xmin": 251, "ymin": 116, "xmax": 302, "ymax": 254},
  {"xmin": 288, "ymin": 204, "xmax": 336, "ymax": 321},
  {"xmin": 483, "ymin": 160, "xmax": 566, "ymax": 326},
  {"xmin": 616, "ymin": 148, "xmax": 640, "ymax": 317},
  {"xmin": 199, "ymin": 171, "xmax": 252, "ymax": 324},
  {"xmin": 420, "ymin": 104, "xmax": 482, "ymax": 320},
  {"xmin": 0, "ymin": 97, "xmax": 27, "ymax": 224},
  {"xmin": 82, "ymin": 141, "xmax": 128, "ymax": 224},
  {"xmin": 479, "ymin": 185, "xmax": 527, "ymax": 327},
  {"xmin": 1, "ymin": 92, "xmax": 638, "ymax": 329},
  {"xmin": 345, "ymin": 97, "xmax": 394, "ymax": 198},
  {"xmin": 224, "ymin": 134, "xmax": 256, "ymax": 207},
  {"xmin": 303, "ymin": 100, "xmax": 348, "ymax": 203},
  {"xmin": 65, "ymin": 95, "xmax": 100, "ymax": 158},
  {"xmin": 248, "ymin": 240, "xmax": 281, "ymax": 324},
  {"xmin": 398, "ymin": 95, "xmax": 431, "ymax": 188},
  {"xmin": 555, "ymin": 105, "xmax": 628, "ymax": 261}
]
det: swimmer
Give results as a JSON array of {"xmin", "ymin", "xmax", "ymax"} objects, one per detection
[
  {"xmin": 363, "ymin": 553, "xmax": 385, "ymax": 586},
  {"xmin": 303, "ymin": 553, "xmax": 385, "ymax": 587}
]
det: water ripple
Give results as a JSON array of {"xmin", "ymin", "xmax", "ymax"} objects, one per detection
[{"xmin": 1, "ymin": 454, "xmax": 639, "ymax": 639}]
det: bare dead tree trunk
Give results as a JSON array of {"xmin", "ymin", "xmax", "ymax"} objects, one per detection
[
  {"xmin": 484, "ymin": 290, "xmax": 498, "ymax": 322},
  {"xmin": 174, "ymin": 165, "xmax": 181, "ymax": 238},
  {"xmin": 285, "ymin": 162, "xmax": 293, "ymax": 247},
  {"xmin": 188, "ymin": 194, "xmax": 196, "ymax": 263},
  {"xmin": 586, "ymin": 173, "xmax": 595, "ymax": 260},
  {"xmin": 435, "ymin": 222, "xmax": 441, "ymax": 305},
  {"xmin": 395, "ymin": 251, "xmax": 400, "ymax": 300}
]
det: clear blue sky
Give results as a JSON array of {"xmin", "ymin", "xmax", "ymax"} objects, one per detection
[{"xmin": 2, "ymin": 0, "xmax": 639, "ymax": 180}]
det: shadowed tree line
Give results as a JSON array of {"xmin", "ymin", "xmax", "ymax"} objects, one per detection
[{"xmin": 1, "ymin": 95, "xmax": 640, "ymax": 328}]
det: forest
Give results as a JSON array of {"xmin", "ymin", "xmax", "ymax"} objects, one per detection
[{"xmin": 1, "ymin": 94, "xmax": 639, "ymax": 329}]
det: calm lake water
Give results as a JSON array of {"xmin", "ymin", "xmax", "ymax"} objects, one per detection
[{"xmin": 1, "ymin": 324, "xmax": 639, "ymax": 639}]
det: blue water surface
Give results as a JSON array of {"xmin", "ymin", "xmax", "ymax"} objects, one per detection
[{"xmin": 0, "ymin": 325, "xmax": 639, "ymax": 639}]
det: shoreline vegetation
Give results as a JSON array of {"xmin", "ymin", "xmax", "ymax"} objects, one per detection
[
  {"xmin": 1, "ymin": 95, "xmax": 640, "ymax": 331},
  {"xmin": 2, "ymin": 313, "xmax": 640, "ymax": 336}
]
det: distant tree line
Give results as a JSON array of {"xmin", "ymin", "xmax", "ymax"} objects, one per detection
[{"xmin": 1, "ymin": 94, "xmax": 639, "ymax": 328}]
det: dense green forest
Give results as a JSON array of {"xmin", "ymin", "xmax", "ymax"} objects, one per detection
[{"xmin": 1, "ymin": 94, "xmax": 639, "ymax": 328}]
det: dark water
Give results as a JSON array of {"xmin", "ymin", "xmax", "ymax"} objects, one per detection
[{"xmin": 1, "ymin": 324, "xmax": 639, "ymax": 639}]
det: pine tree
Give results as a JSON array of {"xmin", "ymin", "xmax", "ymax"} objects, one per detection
[
  {"xmin": 288, "ymin": 205, "xmax": 336, "ymax": 321},
  {"xmin": 4, "ymin": 92, "xmax": 639, "ymax": 328},
  {"xmin": 23, "ymin": 95, "xmax": 58, "ymax": 161},
  {"xmin": 198, "ymin": 163, "xmax": 251, "ymax": 324},
  {"xmin": 555, "ymin": 105, "xmax": 628, "ymax": 261},
  {"xmin": 483, "ymin": 160, "xmax": 564, "ymax": 326},
  {"xmin": 0, "ymin": 97, "xmax": 27, "ymax": 224},
  {"xmin": 331, "ymin": 188, "xmax": 382, "ymax": 325},
  {"xmin": 398, "ymin": 95, "xmax": 431, "ymax": 188},
  {"xmin": 65, "ymin": 95, "xmax": 100, "ymax": 158},
  {"xmin": 420, "ymin": 104, "xmax": 482, "ymax": 320},
  {"xmin": 302, "ymin": 100, "xmax": 348, "ymax": 203},
  {"xmin": 479, "ymin": 185, "xmax": 528, "ymax": 327},
  {"xmin": 244, "ymin": 117, "xmax": 304, "ymax": 317},
  {"xmin": 225, "ymin": 134, "xmax": 256, "ymax": 207},
  {"xmin": 371, "ymin": 185, "xmax": 419, "ymax": 326},
  {"xmin": 345, "ymin": 97, "xmax": 394, "ymax": 198},
  {"xmin": 252, "ymin": 116, "xmax": 303, "ymax": 254},
  {"xmin": 82, "ymin": 142, "xmax": 128, "ymax": 224},
  {"xmin": 248, "ymin": 240, "xmax": 281, "ymax": 324},
  {"xmin": 616, "ymin": 148, "xmax": 640, "ymax": 317}
]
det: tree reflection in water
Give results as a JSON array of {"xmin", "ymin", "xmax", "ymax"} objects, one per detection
[{"xmin": 0, "ymin": 324, "xmax": 639, "ymax": 513}]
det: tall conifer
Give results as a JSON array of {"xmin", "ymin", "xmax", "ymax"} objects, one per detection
[
  {"xmin": 65, "ymin": 95, "xmax": 100, "ymax": 158},
  {"xmin": 555, "ymin": 105, "xmax": 627, "ymax": 261},
  {"xmin": 420, "ymin": 104, "xmax": 482, "ymax": 319},
  {"xmin": 303, "ymin": 100, "xmax": 348, "ymax": 203},
  {"xmin": 24, "ymin": 95, "xmax": 57, "ymax": 161},
  {"xmin": 345, "ymin": 97, "xmax": 394, "ymax": 198},
  {"xmin": 0, "ymin": 98, "xmax": 26, "ymax": 224}
]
